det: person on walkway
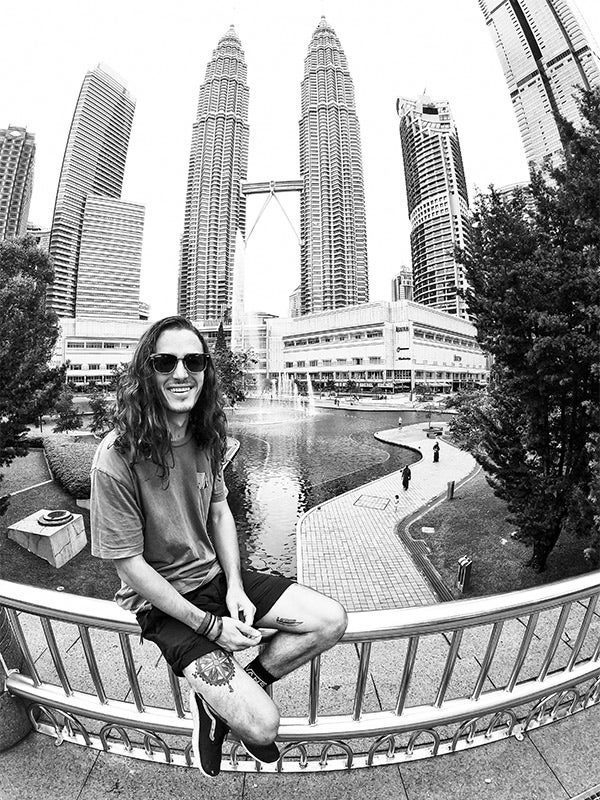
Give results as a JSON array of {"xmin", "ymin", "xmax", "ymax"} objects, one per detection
[
  {"xmin": 397, "ymin": 416, "xmax": 402, "ymax": 429},
  {"xmin": 90, "ymin": 316, "xmax": 347, "ymax": 778},
  {"xmin": 401, "ymin": 465, "xmax": 411, "ymax": 490},
  {"xmin": 433, "ymin": 441, "xmax": 440, "ymax": 463}
]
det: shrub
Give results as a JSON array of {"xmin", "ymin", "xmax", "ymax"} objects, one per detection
[{"xmin": 43, "ymin": 435, "xmax": 99, "ymax": 499}]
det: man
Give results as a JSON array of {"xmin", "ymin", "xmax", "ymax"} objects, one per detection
[
  {"xmin": 401, "ymin": 464, "xmax": 411, "ymax": 490},
  {"xmin": 90, "ymin": 316, "xmax": 347, "ymax": 777}
]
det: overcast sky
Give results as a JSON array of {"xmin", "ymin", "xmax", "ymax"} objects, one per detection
[{"xmin": 3, "ymin": 0, "xmax": 599, "ymax": 319}]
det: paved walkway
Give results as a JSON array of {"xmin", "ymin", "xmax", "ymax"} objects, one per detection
[{"xmin": 297, "ymin": 423, "xmax": 475, "ymax": 611}]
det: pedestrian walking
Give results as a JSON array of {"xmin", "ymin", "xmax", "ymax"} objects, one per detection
[
  {"xmin": 433, "ymin": 441, "xmax": 440, "ymax": 463},
  {"xmin": 401, "ymin": 465, "xmax": 411, "ymax": 490},
  {"xmin": 393, "ymin": 494, "xmax": 400, "ymax": 512},
  {"xmin": 397, "ymin": 416, "xmax": 402, "ymax": 429}
]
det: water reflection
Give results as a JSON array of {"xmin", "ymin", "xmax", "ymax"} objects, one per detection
[{"xmin": 226, "ymin": 402, "xmax": 448, "ymax": 578}]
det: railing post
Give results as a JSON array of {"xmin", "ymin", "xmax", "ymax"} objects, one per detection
[{"xmin": 0, "ymin": 607, "xmax": 32, "ymax": 750}]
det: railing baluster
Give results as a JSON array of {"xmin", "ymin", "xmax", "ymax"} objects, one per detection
[
  {"xmin": 119, "ymin": 633, "xmax": 145, "ymax": 713},
  {"xmin": 507, "ymin": 612, "xmax": 539, "ymax": 691},
  {"xmin": 395, "ymin": 636, "xmax": 419, "ymax": 715},
  {"xmin": 308, "ymin": 655, "xmax": 321, "ymax": 724},
  {"xmin": 40, "ymin": 618, "xmax": 72, "ymax": 696},
  {"xmin": 167, "ymin": 667, "xmax": 185, "ymax": 718},
  {"xmin": 472, "ymin": 621, "xmax": 504, "ymax": 700},
  {"xmin": 352, "ymin": 642, "xmax": 372, "ymax": 721},
  {"xmin": 567, "ymin": 596, "xmax": 599, "ymax": 670},
  {"xmin": 434, "ymin": 630, "xmax": 463, "ymax": 708},
  {"xmin": 538, "ymin": 603, "xmax": 572, "ymax": 681},
  {"xmin": 6, "ymin": 610, "xmax": 41, "ymax": 686},
  {"xmin": 77, "ymin": 624, "xmax": 108, "ymax": 704}
]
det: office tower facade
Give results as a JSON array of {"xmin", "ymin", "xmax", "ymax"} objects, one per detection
[
  {"xmin": 0, "ymin": 126, "xmax": 35, "ymax": 240},
  {"xmin": 299, "ymin": 17, "xmax": 369, "ymax": 316},
  {"xmin": 75, "ymin": 196, "xmax": 144, "ymax": 318},
  {"xmin": 398, "ymin": 96, "xmax": 471, "ymax": 318},
  {"xmin": 178, "ymin": 26, "xmax": 249, "ymax": 323},
  {"xmin": 392, "ymin": 266, "xmax": 414, "ymax": 302},
  {"xmin": 48, "ymin": 64, "xmax": 135, "ymax": 317},
  {"xmin": 479, "ymin": 0, "xmax": 600, "ymax": 166}
]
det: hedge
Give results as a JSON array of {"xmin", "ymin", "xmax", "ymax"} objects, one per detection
[{"xmin": 43, "ymin": 435, "xmax": 99, "ymax": 499}]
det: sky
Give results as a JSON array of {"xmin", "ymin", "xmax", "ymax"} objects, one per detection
[{"xmin": 2, "ymin": 0, "xmax": 600, "ymax": 320}]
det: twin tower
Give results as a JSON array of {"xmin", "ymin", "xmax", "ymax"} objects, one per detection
[{"xmin": 178, "ymin": 18, "xmax": 369, "ymax": 324}]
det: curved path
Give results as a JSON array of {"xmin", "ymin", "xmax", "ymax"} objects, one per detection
[{"xmin": 296, "ymin": 422, "xmax": 476, "ymax": 611}]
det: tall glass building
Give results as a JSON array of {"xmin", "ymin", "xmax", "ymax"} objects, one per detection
[
  {"xmin": 178, "ymin": 26, "xmax": 249, "ymax": 324},
  {"xmin": 48, "ymin": 65, "xmax": 135, "ymax": 317},
  {"xmin": 75, "ymin": 196, "xmax": 145, "ymax": 319},
  {"xmin": 0, "ymin": 126, "xmax": 35, "ymax": 240},
  {"xmin": 299, "ymin": 17, "xmax": 369, "ymax": 316},
  {"xmin": 398, "ymin": 96, "xmax": 471, "ymax": 319},
  {"xmin": 479, "ymin": 0, "xmax": 600, "ymax": 166}
]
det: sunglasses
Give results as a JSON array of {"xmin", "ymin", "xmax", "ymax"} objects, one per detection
[{"xmin": 149, "ymin": 352, "xmax": 210, "ymax": 374}]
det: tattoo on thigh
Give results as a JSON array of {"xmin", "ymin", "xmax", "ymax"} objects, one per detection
[
  {"xmin": 276, "ymin": 616, "xmax": 303, "ymax": 627},
  {"xmin": 192, "ymin": 651, "xmax": 235, "ymax": 693}
]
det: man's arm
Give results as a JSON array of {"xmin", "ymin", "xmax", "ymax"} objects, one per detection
[
  {"xmin": 115, "ymin": 554, "xmax": 260, "ymax": 651},
  {"xmin": 209, "ymin": 498, "xmax": 257, "ymax": 628}
]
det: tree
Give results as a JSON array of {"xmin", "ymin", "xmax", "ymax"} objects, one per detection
[
  {"xmin": 88, "ymin": 385, "xmax": 112, "ymax": 435},
  {"xmin": 53, "ymin": 383, "xmax": 83, "ymax": 433},
  {"xmin": 344, "ymin": 379, "xmax": 358, "ymax": 394},
  {"xmin": 0, "ymin": 237, "xmax": 65, "ymax": 514},
  {"xmin": 212, "ymin": 322, "xmax": 255, "ymax": 406},
  {"xmin": 452, "ymin": 88, "xmax": 600, "ymax": 571}
]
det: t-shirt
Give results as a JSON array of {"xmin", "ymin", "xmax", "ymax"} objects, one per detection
[{"xmin": 90, "ymin": 429, "xmax": 227, "ymax": 612}]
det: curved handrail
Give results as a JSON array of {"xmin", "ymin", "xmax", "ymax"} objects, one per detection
[
  {"xmin": 2, "ymin": 569, "xmax": 600, "ymax": 638},
  {"xmin": 2, "ymin": 572, "xmax": 600, "ymax": 772}
]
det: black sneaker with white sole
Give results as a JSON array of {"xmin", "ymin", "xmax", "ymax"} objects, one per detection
[
  {"xmin": 190, "ymin": 689, "xmax": 229, "ymax": 777},
  {"xmin": 240, "ymin": 738, "xmax": 280, "ymax": 764}
]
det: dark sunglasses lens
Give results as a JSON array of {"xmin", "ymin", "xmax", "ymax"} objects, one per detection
[
  {"xmin": 183, "ymin": 354, "xmax": 208, "ymax": 372},
  {"xmin": 152, "ymin": 354, "xmax": 178, "ymax": 373}
]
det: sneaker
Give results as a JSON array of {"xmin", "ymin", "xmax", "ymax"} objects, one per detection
[
  {"xmin": 240, "ymin": 738, "xmax": 280, "ymax": 764},
  {"xmin": 190, "ymin": 689, "xmax": 229, "ymax": 777}
]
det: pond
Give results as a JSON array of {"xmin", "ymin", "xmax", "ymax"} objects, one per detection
[{"xmin": 225, "ymin": 402, "xmax": 449, "ymax": 578}]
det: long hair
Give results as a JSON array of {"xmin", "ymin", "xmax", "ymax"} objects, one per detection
[{"xmin": 112, "ymin": 316, "xmax": 227, "ymax": 481}]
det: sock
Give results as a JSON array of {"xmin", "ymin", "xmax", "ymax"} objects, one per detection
[{"xmin": 244, "ymin": 657, "xmax": 277, "ymax": 689}]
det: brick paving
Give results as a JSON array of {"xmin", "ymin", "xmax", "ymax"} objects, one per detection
[{"xmin": 296, "ymin": 422, "xmax": 476, "ymax": 611}]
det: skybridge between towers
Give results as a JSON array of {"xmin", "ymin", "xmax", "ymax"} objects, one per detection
[{"xmin": 241, "ymin": 179, "xmax": 303, "ymax": 244}]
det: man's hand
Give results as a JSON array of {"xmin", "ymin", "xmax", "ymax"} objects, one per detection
[
  {"xmin": 225, "ymin": 584, "xmax": 256, "ymax": 627},
  {"xmin": 216, "ymin": 616, "xmax": 262, "ymax": 651}
]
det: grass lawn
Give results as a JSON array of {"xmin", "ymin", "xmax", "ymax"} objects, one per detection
[
  {"xmin": 407, "ymin": 468, "xmax": 591, "ymax": 599},
  {"xmin": 1, "ymin": 475, "xmax": 119, "ymax": 600},
  {"xmin": 0, "ymin": 449, "xmax": 50, "ymax": 495}
]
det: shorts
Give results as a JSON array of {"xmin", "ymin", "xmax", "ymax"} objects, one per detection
[{"xmin": 136, "ymin": 569, "xmax": 294, "ymax": 677}]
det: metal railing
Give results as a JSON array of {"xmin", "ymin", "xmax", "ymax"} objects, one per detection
[{"xmin": 1, "ymin": 572, "xmax": 599, "ymax": 772}]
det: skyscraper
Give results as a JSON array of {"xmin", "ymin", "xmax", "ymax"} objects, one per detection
[
  {"xmin": 48, "ymin": 64, "xmax": 135, "ymax": 317},
  {"xmin": 299, "ymin": 17, "xmax": 369, "ymax": 316},
  {"xmin": 0, "ymin": 126, "xmax": 35, "ymax": 240},
  {"xmin": 479, "ymin": 0, "xmax": 600, "ymax": 166},
  {"xmin": 75, "ymin": 196, "xmax": 145, "ymax": 318},
  {"xmin": 391, "ymin": 267, "xmax": 413, "ymax": 302},
  {"xmin": 178, "ymin": 26, "xmax": 249, "ymax": 323},
  {"xmin": 398, "ymin": 95, "xmax": 471, "ymax": 318}
]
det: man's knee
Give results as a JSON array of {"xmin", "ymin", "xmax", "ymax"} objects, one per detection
[
  {"xmin": 317, "ymin": 598, "xmax": 347, "ymax": 646},
  {"xmin": 240, "ymin": 704, "xmax": 280, "ymax": 746}
]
